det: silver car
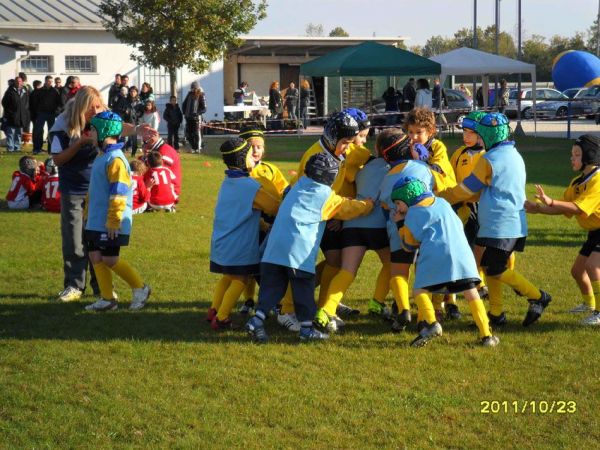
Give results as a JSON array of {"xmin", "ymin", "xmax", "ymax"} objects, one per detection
[{"xmin": 535, "ymin": 89, "xmax": 593, "ymax": 119}]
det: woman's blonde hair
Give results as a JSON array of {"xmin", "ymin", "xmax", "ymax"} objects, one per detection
[
  {"xmin": 64, "ymin": 86, "xmax": 106, "ymax": 138},
  {"xmin": 270, "ymin": 81, "xmax": 279, "ymax": 90},
  {"xmin": 300, "ymin": 79, "xmax": 310, "ymax": 90}
]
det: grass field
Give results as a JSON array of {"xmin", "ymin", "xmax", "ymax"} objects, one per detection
[{"xmin": 0, "ymin": 135, "xmax": 599, "ymax": 449}]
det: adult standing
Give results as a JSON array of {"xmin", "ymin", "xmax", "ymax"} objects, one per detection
[
  {"xmin": 498, "ymin": 79, "xmax": 509, "ymax": 114},
  {"xmin": 285, "ymin": 82, "xmax": 299, "ymax": 120},
  {"xmin": 31, "ymin": 75, "xmax": 61, "ymax": 154},
  {"xmin": 402, "ymin": 78, "xmax": 416, "ymax": 112},
  {"xmin": 139, "ymin": 82, "xmax": 155, "ymax": 104},
  {"xmin": 432, "ymin": 78, "xmax": 447, "ymax": 110},
  {"xmin": 414, "ymin": 79, "xmax": 432, "ymax": 109},
  {"xmin": 268, "ymin": 81, "xmax": 282, "ymax": 119},
  {"xmin": 107, "ymin": 73, "xmax": 121, "ymax": 108},
  {"xmin": 126, "ymin": 86, "xmax": 143, "ymax": 156},
  {"xmin": 182, "ymin": 82, "xmax": 206, "ymax": 153},
  {"xmin": 382, "ymin": 86, "xmax": 402, "ymax": 125},
  {"xmin": 300, "ymin": 79, "xmax": 311, "ymax": 128},
  {"xmin": 1, "ymin": 75, "xmax": 30, "ymax": 153},
  {"xmin": 49, "ymin": 86, "xmax": 141, "ymax": 302}
]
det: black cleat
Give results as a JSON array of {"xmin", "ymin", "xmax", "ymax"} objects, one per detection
[
  {"xmin": 488, "ymin": 311, "xmax": 507, "ymax": 327},
  {"xmin": 391, "ymin": 309, "xmax": 411, "ymax": 332},
  {"xmin": 445, "ymin": 303, "xmax": 462, "ymax": 320},
  {"xmin": 522, "ymin": 290, "xmax": 552, "ymax": 327}
]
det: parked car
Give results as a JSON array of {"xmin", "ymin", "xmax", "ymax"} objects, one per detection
[
  {"xmin": 573, "ymin": 86, "xmax": 600, "ymax": 118},
  {"xmin": 535, "ymin": 90, "xmax": 593, "ymax": 119},
  {"xmin": 505, "ymin": 88, "xmax": 564, "ymax": 118}
]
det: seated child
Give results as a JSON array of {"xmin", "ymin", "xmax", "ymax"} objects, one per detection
[
  {"xmin": 146, "ymin": 151, "xmax": 177, "ymax": 212},
  {"xmin": 208, "ymin": 138, "xmax": 280, "ymax": 330},
  {"xmin": 83, "ymin": 111, "xmax": 151, "ymax": 311},
  {"xmin": 40, "ymin": 157, "xmax": 61, "ymax": 213},
  {"xmin": 391, "ymin": 177, "xmax": 499, "ymax": 347},
  {"xmin": 525, "ymin": 134, "xmax": 600, "ymax": 326},
  {"xmin": 6, "ymin": 156, "xmax": 41, "ymax": 209},
  {"xmin": 245, "ymin": 151, "xmax": 374, "ymax": 343},
  {"xmin": 130, "ymin": 159, "xmax": 150, "ymax": 214}
]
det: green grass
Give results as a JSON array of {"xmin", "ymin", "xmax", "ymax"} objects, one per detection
[{"xmin": 0, "ymin": 135, "xmax": 599, "ymax": 449}]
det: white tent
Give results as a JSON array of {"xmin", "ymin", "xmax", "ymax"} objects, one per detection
[{"xmin": 431, "ymin": 47, "xmax": 537, "ymax": 133}]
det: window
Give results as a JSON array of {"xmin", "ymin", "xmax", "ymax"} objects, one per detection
[
  {"xmin": 21, "ymin": 55, "xmax": 53, "ymax": 73},
  {"xmin": 545, "ymin": 90, "xmax": 562, "ymax": 100},
  {"xmin": 65, "ymin": 55, "xmax": 96, "ymax": 73}
]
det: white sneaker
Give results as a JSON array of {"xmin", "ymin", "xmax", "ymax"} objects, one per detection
[
  {"xmin": 130, "ymin": 284, "xmax": 151, "ymax": 310},
  {"xmin": 277, "ymin": 313, "xmax": 301, "ymax": 332},
  {"xmin": 57, "ymin": 286, "xmax": 83, "ymax": 302},
  {"xmin": 581, "ymin": 311, "xmax": 600, "ymax": 326},
  {"xmin": 569, "ymin": 303, "xmax": 594, "ymax": 313},
  {"xmin": 85, "ymin": 299, "xmax": 118, "ymax": 311}
]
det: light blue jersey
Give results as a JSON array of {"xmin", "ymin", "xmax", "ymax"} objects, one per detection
[
  {"xmin": 404, "ymin": 197, "xmax": 479, "ymax": 289},
  {"xmin": 86, "ymin": 143, "xmax": 133, "ymax": 236},
  {"xmin": 478, "ymin": 142, "xmax": 528, "ymax": 239},
  {"xmin": 262, "ymin": 176, "xmax": 332, "ymax": 273},
  {"xmin": 344, "ymin": 157, "xmax": 389, "ymax": 229},
  {"xmin": 210, "ymin": 175, "xmax": 261, "ymax": 269},
  {"xmin": 379, "ymin": 160, "xmax": 435, "ymax": 252}
]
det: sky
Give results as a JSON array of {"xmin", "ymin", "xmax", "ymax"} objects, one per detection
[{"xmin": 251, "ymin": 0, "xmax": 598, "ymax": 46}]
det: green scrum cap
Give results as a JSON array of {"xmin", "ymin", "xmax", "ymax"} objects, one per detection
[
  {"xmin": 460, "ymin": 110, "xmax": 487, "ymax": 131},
  {"xmin": 90, "ymin": 111, "xmax": 123, "ymax": 144},
  {"xmin": 390, "ymin": 177, "xmax": 431, "ymax": 207},
  {"xmin": 476, "ymin": 112, "xmax": 510, "ymax": 149}
]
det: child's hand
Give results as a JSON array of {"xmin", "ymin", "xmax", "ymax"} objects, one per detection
[
  {"xmin": 107, "ymin": 227, "xmax": 119, "ymax": 240},
  {"xmin": 412, "ymin": 143, "xmax": 430, "ymax": 161},
  {"xmin": 524, "ymin": 200, "xmax": 540, "ymax": 214},
  {"xmin": 393, "ymin": 209, "xmax": 406, "ymax": 222},
  {"xmin": 534, "ymin": 184, "xmax": 553, "ymax": 206}
]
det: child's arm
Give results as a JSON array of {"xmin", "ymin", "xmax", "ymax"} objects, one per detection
[
  {"xmin": 253, "ymin": 187, "xmax": 280, "ymax": 217},
  {"xmin": 439, "ymin": 156, "xmax": 492, "ymax": 205},
  {"xmin": 105, "ymin": 158, "xmax": 131, "ymax": 238},
  {"xmin": 399, "ymin": 225, "xmax": 420, "ymax": 253},
  {"xmin": 525, "ymin": 184, "xmax": 584, "ymax": 216},
  {"xmin": 322, "ymin": 193, "xmax": 374, "ymax": 221}
]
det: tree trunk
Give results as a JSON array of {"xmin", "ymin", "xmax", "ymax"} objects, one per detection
[{"xmin": 168, "ymin": 67, "xmax": 177, "ymax": 98}]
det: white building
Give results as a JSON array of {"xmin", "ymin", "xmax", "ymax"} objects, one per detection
[{"xmin": 0, "ymin": 0, "xmax": 407, "ymax": 132}]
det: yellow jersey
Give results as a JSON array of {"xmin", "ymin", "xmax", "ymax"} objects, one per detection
[
  {"xmin": 250, "ymin": 161, "xmax": 289, "ymax": 201},
  {"xmin": 429, "ymin": 139, "xmax": 456, "ymax": 186},
  {"xmin": 339, "ymin": 142, "xmax": 372, "ymax": 197},
  {"xmin": 293, "ymin": 140, "xmax": 347, "ymax": 194},
  {"xmin": 449, "ymin": 144, "xmax": 486, "ymax": 223},
  {"xmin": 563, "ymin": 168, "xmax": 600, "ymax": 231}
]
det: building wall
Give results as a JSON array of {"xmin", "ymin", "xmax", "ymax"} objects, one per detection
[{"xmin": 0, "ymin": 28, "xmax": 225, "ymax": 133}]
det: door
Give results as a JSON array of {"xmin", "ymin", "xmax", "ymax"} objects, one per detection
[{"xmin": 279, "ymin": 64, "xmax": 300, "ymax": 91}]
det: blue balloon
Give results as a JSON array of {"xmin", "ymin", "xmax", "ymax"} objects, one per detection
[{"xmin": 552, "ymin": 50, "xmax": 600, "ymax": 91}]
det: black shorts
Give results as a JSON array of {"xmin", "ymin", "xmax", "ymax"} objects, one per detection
[
  {"xmin": 390, "ymin": 249, "xmax": 415, "ymax": 264},
  {"xmin": 320, "ymin": 225, "xmax": 343, "ymax": 252},
  {"xmin": 342, "ymin": 227, "xmax": 389, "ymax": 250},
  {"xmin": 210, "ymin": 261, "xmax": 260, "ymax": 276},
  {"xmin": 464, "ymin": 216, "xmax": 479, "ymax": 247},
  {"xmin": 475, "ymin": 236, "xmax": 526, "ymax": 252},
  {"xmin": 580, "ymin": 229, "xmax": 600, "ymax": 256},
  {"xmin": 422, "ymin": 278, "xmax": 481, "ymax": 294},
  {"xmin": 85, "ymin": 230, "xmax": 129, "ymax": 256}
]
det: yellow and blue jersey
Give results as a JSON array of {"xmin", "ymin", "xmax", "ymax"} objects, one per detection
[
  {"xmin": 86, "ymin": 142, "xmax": 133, "ymax": 235},
  {"xmin": 449, "ymin": 144, "xmax": 486, "ymax": 223},
  {"xmin": 339, "ymin": 142, "xmax": 372, "ymax": 198},
  {"xmin": 429, "ymin": 139, "xmax": 456, "ymax": 186},
  {"xmin": 563, "ymin": 167, "xmax": 600, "ymax": 230},
  {"xmin": 344, "ymin": 157, "xmax": 389, "ymax": 229},
  {"xmin": 250, "ymin": 161, "xmax": 289, "ymax": 201}
]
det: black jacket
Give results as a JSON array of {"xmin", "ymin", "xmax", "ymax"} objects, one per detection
[
  {"xmin": 2, "ymin": 86, "xmax": 30, "ymax": 127},
  {"xmin": 402, "ymin": 83, "xmax": 416, "ymax": 104},
  {"xmin": 163, "ymin": 103, "xmax": 183, "ymax": 126},
  {"xmin": 30, "ymin": 86, "xmax": 61, "ymax": 117},
  {"xmin": 182, "ymin": 92, "xmax": 206, "ymax": 119},
  {"xmin": 108, "ymin": 83, "xmax": 122, "ymax": 108}
]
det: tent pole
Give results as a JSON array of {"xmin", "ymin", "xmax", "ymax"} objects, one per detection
[
  {"xmin": 514, "ymin": 0, "xmax": 525, "ymax": 136},
  {"xmin": 339, "ymin": 76, "xmax": 343, "ymax": 110},
  {"xmin": 324, "ymin": 77, "xmax": 329, "ymax": 116}
]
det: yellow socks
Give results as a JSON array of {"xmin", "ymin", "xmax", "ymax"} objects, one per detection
[
  {"xmin": 390, "ymin": 275, "xmax": 410, "ymax": 311},
  {"xmin": 110, "ymin": 259, "xmax": 144, "ymax": 289},
  {"xmin": 244, "ymin": 278, "xmax": 256, "ymax": 301},
  {"xmin": 478, "ymin": 267, "xmax": 486, "ymax": 289},
  {"xmin": 582, "ymin": 292, "xmax": 596, "ymax": 309},
  {"xmin": 508, "ymin": 252, "xmax": 516, "ymax": 270},
  {"xmin": 469, "ymin": 298, "xmax": 492, "ymax": 338},
  {"xmin": 211, "ymin": 275, "xmax": 232, "ymax": 310},
  {"xmin": 217, "ymin": 279, "xmax": 246, "ymax": 321},
  {"xmin": 323, "ymin": 269, "xmax": 355, "ymax": 316},
  {"xmin": 444, "ymin": 294, "xmax": 457, "ymax": 305},
  {"xmin": 280, "ymin": 285, "xmax": 295, "ymax": 315},
  {"xmin": 373, "ymin": 263, "xmax": 391, "ymax": 303},
  {"xmin": 487, "ymin": 275, "xmax": 504, "ymax": 316},
  {"xmin": 432, "ymin": 294, "xmax": 444, "ymax": 313},
  {"xmin": 93, "ymin": 262, "xmax": 114, "ymax": 300},
  {"xmin": 318, "ymin": 264, "xmax": 339, "ymax": 307},
  {"xmin": 497, "ymin": 269, "xmax": 541, "ymax": 300},
  {"xmin": 415, "ymin": 292, "xmax": 436, "ymax": 324},
  {"xmin": 590, "ymin": 281, "xmax": 600, "ymax": 310}
]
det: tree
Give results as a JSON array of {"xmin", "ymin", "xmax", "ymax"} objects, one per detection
[
  {"xmin": 522, "ymin": 34, "xmax": 551, "ymax": 81},
  {"xmin": 99, "ymin": 0, "xmax": 267, "ymax": 96},
  {"xmin": 586, "ymin": 18, "xmax": 600, "ymax": 55},
  {"xmin": 305, "ymin": 23, "xmax": 324, "ymax": 37},
  {"xmin": 421, "ymin": 35, "xmax": 455, "ymax": 57},
  {"xmin": 329, "ymin": 27, "xmax": 349, "ymax": 37}
]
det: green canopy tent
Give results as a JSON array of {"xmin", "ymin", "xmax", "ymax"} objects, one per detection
[{"xmin": 299, "ymin": 41, "xmax": 441, "ymax": 112}]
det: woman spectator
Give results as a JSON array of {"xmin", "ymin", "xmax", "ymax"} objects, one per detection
[
  {"xmin": 182, "ymin": 82, "xmax": 207, "ymax": 153},
  {"xmin": 382, "ymin": 86, "xmax": 402, "ymax": 125},
  {"xmin": 300, "ymin": 79, "xmax": 312, "ymax": 128},
  {"xmin": 414, "ymin": 78, "xmax": 432, "ymax": 109},
  {"xmin": 268, "ymin": 81, "xmax": 282, "ymax": 119},
  {"xmin": 112, "ymin": 86, "xmax": 130, "ymax": 120},
  {"xmin": 141, "ymin": 99, "xmax": 160, "ymax": 131},
  {"xmin": 139, "ymin": 82, "xmax": 155, "ymax": 104}
]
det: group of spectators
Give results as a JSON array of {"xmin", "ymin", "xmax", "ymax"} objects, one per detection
[
  {"xmin": 1, "ymin": 72, "xmax": 82, "ymax": 153},
  {"xmin": 267, "ymin": 79, "xmax": 312, "ymax": 127}
]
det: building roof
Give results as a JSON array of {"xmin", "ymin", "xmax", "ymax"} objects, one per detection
[
  {"xmin": 0, "ymin": 34, "xmax": 37, "ymax": 50},
  {"xmin": 0, "ymin": 0, "xmax": 104, "ymax": 31}
]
